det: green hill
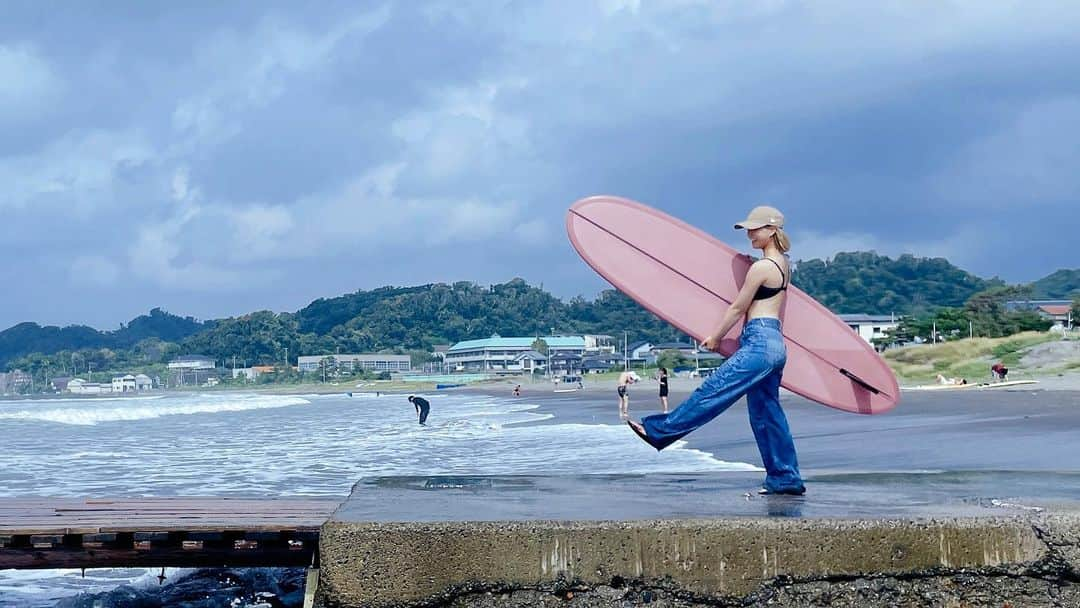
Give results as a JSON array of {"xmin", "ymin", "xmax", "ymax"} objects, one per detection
[
  {"xmin": 3, "ymin": 253, "xmax": 1077, "ymax": 375},
  {"xmin": 1030, "ymin": 269, "xmax": 1080, "ymax": 299},
  {"xmin": 791, "ymin": 251, "xmax": 1001, "ymax": 315}
]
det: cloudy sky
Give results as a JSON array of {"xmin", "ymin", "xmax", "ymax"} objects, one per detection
[{"xmin": 2, "ymin": 1, "xmax": 1078, "ymax": 330}]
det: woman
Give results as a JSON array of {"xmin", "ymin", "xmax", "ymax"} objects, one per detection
[
  {"xmin": 627, "ymin": 205, "xmax": 805, "ymax": 495},
  {"xmin": 657, "ymin": 367, "xmax": 669, "ymax": 413}
]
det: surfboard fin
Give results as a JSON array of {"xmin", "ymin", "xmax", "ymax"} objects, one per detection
[{"xmin": 839, "ymin": 368, "xmax": 883, "ymax": 395}]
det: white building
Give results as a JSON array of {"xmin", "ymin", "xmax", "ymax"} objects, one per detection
[
  {"xmin": 583, "ymin": 335, "xmax": 617, "ymax": 354},
  {"xmin": 68, "ymin": 378, "xmax": 111, "ymax": 395},
  {"xmin": 297, "ymin": 354, "xmax": 412, "ymax": 374},
  {"xmin": 837, "ymin": 314, "xmax": 899, "ymax": 346},
  {"xmin": 111, "ymin": 375, "xmax": 137, "ymax": 393},
  {"xmin": 135, "ymin": 374, "xmax": 154, "ymax": 390},
  {"xmin": 168, "ymin": 355, "xmax": 216, "ymax": 370},
  {"xmin": 446, "ymin": 335, "xmax": 586, "ymax": 372},
  {"xmin": 169, "ymin": 355, "xmax": 217, "ymax": 386},
  {"xmin": 514, "ymin": 350, "xmax": 547, "ymax": 372}
]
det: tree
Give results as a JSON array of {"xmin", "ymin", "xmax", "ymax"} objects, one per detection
[
  {"xmin": 1072, "ymin": 297, "xmax": 1080, "ymax": 331},
  {"xmin": 531, "ymin": 338, "xmax": 549, "ymax": 356},
  {"xmin": 656, "ymin": 349, "xmax": 691, "ymax": 371},
  {"xmin": 319, "ymin": 356, "xmax": 337, "ymax": 382}
]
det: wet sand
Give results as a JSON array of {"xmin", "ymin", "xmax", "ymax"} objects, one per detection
[{"xmin": 445, "ymin": 377, "xmax": 1080, "ymax": 516}]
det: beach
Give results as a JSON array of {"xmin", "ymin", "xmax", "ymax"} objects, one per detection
[
  {"xmin": 451, "ymin": 374, "xmax": 1080, "ymax": 508},
  {"xmin": 3, "ymin": 374, "xmax": 1080, "ymax": 606}
]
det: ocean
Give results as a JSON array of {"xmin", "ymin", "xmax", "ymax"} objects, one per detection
[{"xmin": 0, "ymin": 390, "xmax": 756, "ymax": 606}]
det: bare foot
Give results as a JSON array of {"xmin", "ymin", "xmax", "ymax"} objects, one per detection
[{"xmin": 626, "ymin": 420, "xmax": 661, "ymax": 451}]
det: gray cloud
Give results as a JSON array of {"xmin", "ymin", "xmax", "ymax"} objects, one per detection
[{"xmin": 2, "ymin": 1, "xmax": 1079, "ymax": 329}]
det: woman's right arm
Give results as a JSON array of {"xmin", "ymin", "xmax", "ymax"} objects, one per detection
[{"xmin": 701, "ymin": 261, "xmax": 770, "ymax": 351}]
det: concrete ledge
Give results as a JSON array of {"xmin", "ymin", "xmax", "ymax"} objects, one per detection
[
  {"xmin": 315, "ymin": 476, "xmax": 1080, "ymax": 606},
  {"xmin": 317, "ymin": 517, "xmax": 1079, "ymax": 607}
]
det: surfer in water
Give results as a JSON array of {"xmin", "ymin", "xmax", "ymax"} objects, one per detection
[
  {"xmin": 627, "ymin": 205, "xmax": 806, "ymax": 495},
  {"xmin": 408, "ymin": 395, "xmax": 430, "ymax": 425},
  {"xmin": 617, "ymin": 370, "xmax": 640, "ymax": 420}
]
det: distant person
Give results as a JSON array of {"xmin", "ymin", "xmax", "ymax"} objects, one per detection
[
  {"xmin": 617, "ymin": 370, "xmax": 640, "ymax": 419},
  {"xmin": 408, "ymin": 395, "xmax": 430, "ymax": 425},
  {"xmin": 513, "ymin": 384, "xmax": 521, "ymax": 397},
  {"xmin": 991, "ymin": 362, "xmax": 1009, "ymax": 382},
  {"xmin": 627, "ymin": 205, "xmax": 805, "ymax": 496},
  {"xmin": 657, "ymin": 367, "xmax": 670, "ymax": 413},
  {"xmin": 936, "ymin": 374, "xmax": 962, "ymax": 385}
]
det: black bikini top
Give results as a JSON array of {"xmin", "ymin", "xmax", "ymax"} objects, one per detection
[{"xmin": 752, "ymin": 258, "xmax": 788, "ymax": 301}]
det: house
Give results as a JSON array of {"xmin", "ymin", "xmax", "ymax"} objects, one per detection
[
  {"xmin": 1036, "ymin": 304, "xmax": 1072, "ymax": 329},
  {"xmin": 583, "ymin": 335, "xmax": 617, "ymax": 354},
  {"xmin": 134, "ymin": 374, "xmax": 154, "ymax": 391},
  {"xmin": 836, "ymin": 314, "xmax": 899, "ymax": 346},
  {"xmin": 629, "ymin": 341, "xmax": 653, "ymax": 360},
  {"xmin": 297, "ymin": 354, "xmax": 411, "ymax": 374},
  {"xmin": 0, "ymin": 369, "xmax": 32, "ymax": 393},
  {"xmin": 446, "ymin": 335, "xmax": 586, "ymax": 372},
  {"xmin": 51, "ymin": 376, "xmax": 72, "ymax": 392},
  {"xmin": 581, "ymin": 356, "xmax": 616, "ymax": 374},
  {"xmin": 168, "ymin": 355, "xmax": 216, "ymax": 370},
  {"xmin": 169, "ymin": 355, "xmax": 217, "ymax": 386},
  {"xmin": 1004, "ymin": 299, "xmax": 1074, "ymax": 328},
  {"xmin": 514, "ymin": 350, "xmax": 547, "ymax": 372},
  {"xmin": 68, "ymin": 378, "xmax": 111, "ymax": 395},
  {"xmin": 1005, "ymin": 299, "xmax": 1072, "ymax": 313},
  {"xmin": 650, "ymin": 342, "xmax": 697, "ymax": 356},
  {"xmin": 431, "ymin": 345, "xmax": 451, "ymax": 361},
  {"xmin": 111, "ymin": 375, "xmax": 137, "ymax": 393},
  {"xmin": 548, "ymin": 353, "xmax": 583, "ymax": 375}
]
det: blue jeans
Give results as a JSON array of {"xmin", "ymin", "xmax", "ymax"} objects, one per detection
[{"xmin": 641, "ymin": 318, "xmax": 804, "ymax": 493}]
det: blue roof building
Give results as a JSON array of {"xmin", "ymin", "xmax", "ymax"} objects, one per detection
[{"xmin": 446, "ymin": 335, "xmax": 586, "ymax": 372}]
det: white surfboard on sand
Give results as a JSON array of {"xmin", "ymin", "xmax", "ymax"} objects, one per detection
[{"xmin": 902, "ymin": 380, "xmax": 1039, "ymax": 391}]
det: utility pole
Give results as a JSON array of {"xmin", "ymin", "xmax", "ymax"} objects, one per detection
[{"xmin": 624, "ymin": 331, "xmax": 628, "ymax": 371}]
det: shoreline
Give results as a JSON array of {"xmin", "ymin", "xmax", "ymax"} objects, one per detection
[{"xmin": 6, "ymin": 368, "xmax": 1079, "ymax": 402}]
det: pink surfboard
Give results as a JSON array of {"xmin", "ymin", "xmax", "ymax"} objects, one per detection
[{"xmin": 566, "ymin": 195, "xmax": 900, "ymax": 415}]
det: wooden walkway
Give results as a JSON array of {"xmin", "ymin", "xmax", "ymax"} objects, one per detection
[{"xmin": 0, "ymin": 497, "xmax": 342, "ymax": 569}]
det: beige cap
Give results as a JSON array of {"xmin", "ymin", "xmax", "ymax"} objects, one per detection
[{"xmin": 734, "ymin": 205, "xmax": 784, "ymax": 230}]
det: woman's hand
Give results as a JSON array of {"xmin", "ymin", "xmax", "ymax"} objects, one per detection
[{"xmin": 701, "ymin": 334, "xmax": 721, "ymax": 352}]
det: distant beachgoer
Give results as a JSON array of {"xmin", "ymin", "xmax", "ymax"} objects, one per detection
[
  {"xmin": 617, "ymin": 370, "xmax": 640, "ymax": 419},
  {"xmin": 627, "ymin": 205, "xmax": 805, "ymax": 496},
  {"xmin": 408, "ymin": 395, "xmax": 430, "ymax": 425},
  {"xmin": 936, "ymin": 374, "xmax": 965, "ymax": 385},
  {"xmin": 513, "ymin": 384, "xmax": 521, "ymax": 397},
  {"xmin": 991, "ymin": 363, "xmax": 1009, "ymax": 382},
  {"xmin": 658, "ymin": 367, "xmax": 669, "ymax": 413}
]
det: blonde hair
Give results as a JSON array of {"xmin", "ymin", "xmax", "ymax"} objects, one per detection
[{"xmin": 773, "ymin": 227, "xmax": 791, "ymax": 253}]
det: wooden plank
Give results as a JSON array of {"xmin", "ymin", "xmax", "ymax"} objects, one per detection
[
  {"xmin": 0, "ymin": 497, "xmax": 339, "ymax": 546},
  {"xmin": 0, "ymin": 545, "xmax": 318, "ymax": 569}
]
